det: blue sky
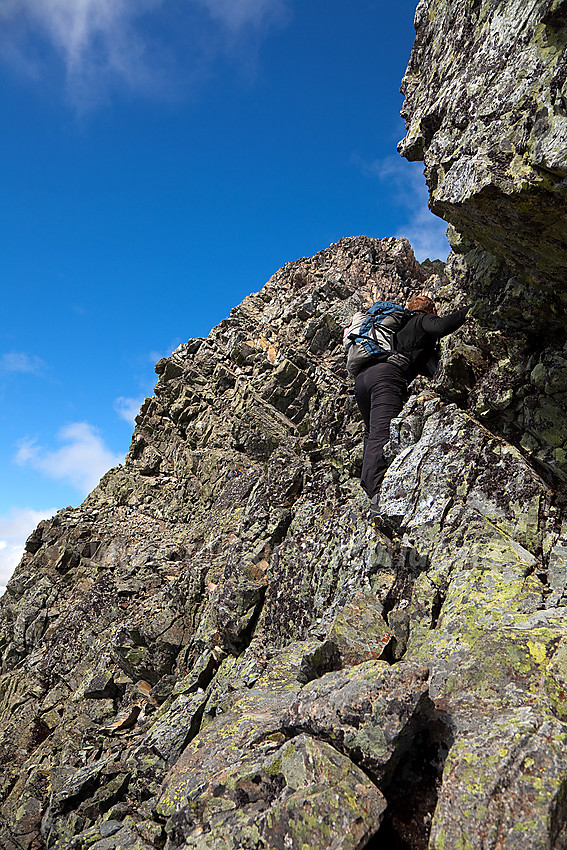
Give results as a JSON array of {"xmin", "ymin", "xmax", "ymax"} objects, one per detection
[{"xmin": 0, "ymin": 0, "xmax": 448, "ymax": 588}]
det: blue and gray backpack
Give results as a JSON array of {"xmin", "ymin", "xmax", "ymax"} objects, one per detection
[{"xmin": 343, "ymin": 301, "xmax": 413, "ymax": 378}]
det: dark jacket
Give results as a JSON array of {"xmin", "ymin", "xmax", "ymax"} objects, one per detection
[{"xmin": 395, "ymin": 307, "xmax": 469, "ymax": 381}]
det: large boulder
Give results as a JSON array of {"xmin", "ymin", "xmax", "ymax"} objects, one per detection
[{"xmin": 398, "ymin": 0, "xmax": 567, "ymax": 290}]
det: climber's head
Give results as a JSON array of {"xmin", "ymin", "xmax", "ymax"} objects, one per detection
[{"xmin": 407, "ymin": 295, "xmax": 436, "ymax": 314}]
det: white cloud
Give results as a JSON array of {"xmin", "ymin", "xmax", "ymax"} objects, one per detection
[
  {"xmin": 0, "ymin": 0, "xmax": 291, "ymax": 109},
  {"xmin": 115, "ymin": 395, "xmax": 144, "ymax": 424},
  {"xmin": 355, "ymin": 154, "xmax": 450, "ymax": 263},
  {"xmin": 16, "ymin": 422, "xmax": 124, "ymax": 495},
  {"xmin": 396, "ymin": 202, "xmax": 451, "ymax": 264},
  {"xmin": 1, "ymin": 352, "xmax": 47, "ymax": 375},
  {"xmin": 198, "ymin": 0, "xmax": 290, "ymax": 34},
  {"xmin": 0, "ymin": 506, "xmax": 57, "ymax": 594},
  {"xmin": 0, "ymin": 0, "xmax": 163, "ymax": 107}
]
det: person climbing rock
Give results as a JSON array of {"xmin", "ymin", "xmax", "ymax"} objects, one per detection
[{"xmin": 354, "ymin": 294, "xmax": 469, "ymax": 512}]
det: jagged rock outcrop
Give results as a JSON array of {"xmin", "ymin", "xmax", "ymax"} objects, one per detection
[
  {"xmin": 399, "ymin": 0, "xmax": 567, "ymax": 290},
  {"xmin": 399, "ymin": 0, "xmax": 567, "ymax": 490},
  {"xmin": 394, "ymin": 0, "xmax": 567, "ymax": 847},
  {"xmin": 0, "ymin": 237, "xmax": 452, "ymax": 850},
  {"xmin": 1, "ymin": 0, "xmax": 567, "ymax": 847},
  {"xmin": 1, "ymin": 224, "xmax": 565, "ymax": 849}
]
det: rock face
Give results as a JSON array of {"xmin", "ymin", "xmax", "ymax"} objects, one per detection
[
  {"xmin": 0, "ymin": 237, "xmax": 449, "ymax": 850},
  {"xmin": 1, "ymin": 1, "xmax": 567, "ymax": 848},
  {"xmin": 398, "ymin": 0, "xmax": 567, "ymax": 291},
  {"xmin": 0, "ymin": 226, "xmax": 565, "ymax": 850},
  {"xmin": 399, "ymin": 0, "xmax": 567, "ymax": 488},
  {"xmin": 394, "ymin": 0, "xmax": 567, "ymax": 846}
]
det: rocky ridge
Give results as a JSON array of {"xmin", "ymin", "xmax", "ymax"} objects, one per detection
[
  {"xmin": 1, "ymin": 0, "xmax": 567, "ymax": 848},
  {"xmin": 0, "ymin": 237, "xmax": 455, "ymax": 850}
]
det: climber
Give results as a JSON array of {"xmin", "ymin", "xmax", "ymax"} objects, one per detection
[{"xmin": 355, "ymin": 294, "xmax": 469, "ymax": 512}]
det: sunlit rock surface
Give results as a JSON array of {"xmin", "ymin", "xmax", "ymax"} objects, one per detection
[
  {"xmin": 399, "ymin": 6, "xmax": 567, "ymax": 489},
  {"xmin": 394, "ymin": 0, "xmax": 567, "ymax": 846},
  {"xmin": 0, "ymin": 237, "xmax": 451, "ymax": 849},
  {"xmin": 398, "ymin": 0, "xmax": 567, "ymax": 289}
]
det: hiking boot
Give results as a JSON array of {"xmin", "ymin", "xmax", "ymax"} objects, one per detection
[{"xmin": 369, "ymin": 493, "xmax": 381, "ymax": 515}]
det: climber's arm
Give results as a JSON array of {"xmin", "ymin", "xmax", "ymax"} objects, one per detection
[{"xmin": 421, "ymin": 306, "xmax": 469, "ymax": 338}]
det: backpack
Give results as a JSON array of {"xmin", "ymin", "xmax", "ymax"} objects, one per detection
[{"xmin": 343, "ymin": 301, "xmax": 413, "ymax": 378}]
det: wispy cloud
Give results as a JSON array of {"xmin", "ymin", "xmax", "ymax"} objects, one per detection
[
  {"xmin": 0, "ymin": 506, "xmax": 57, "ymax": 593},
  {"xmin": 16, "ymin": 422, "xmax": 124, "ymax": 495},
  {"xmin": 396, "ymin": 203, "xmax": 450, "ymax": 266},
  {"xmin": 198, "ymin": 0, "xmax": 290, "ymax": 34},
  {"xmin": 1, "ymin": 351, "xmax": 47, "ymax": 375},
  {"xmin": 115, "ymin": 395, "xmax": 144, "ymax": 424},
  {"xmin": 0, "ymin": 0, "xmax": 291, "ymax": 110},
  {"xmin": 354, "ymin": 154, "xmax": 449, "ymax": 262},
  {"xmin": 0, "ymin": 0, "xmax": 166, "ymax": 108}
]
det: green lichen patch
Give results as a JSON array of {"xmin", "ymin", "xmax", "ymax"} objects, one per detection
[
  {"xmin": 544, "ymin": 637, "xmax": 567, "ymax": 721},
  {"xmin": 429, "ymin": 709, "xmax": 567, "ymax": 850},
  {"xmin": 162, "ymin": 735, "xmax": 386, "ymax": 850},
  {"xmin": 325, "ymin": 590, "xmax": 392, "ymax": 665}
]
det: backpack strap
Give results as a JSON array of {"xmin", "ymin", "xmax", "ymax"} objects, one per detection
[{"xmin": 386, "ymin": 353, "xmax": 410, "ymax": 370}]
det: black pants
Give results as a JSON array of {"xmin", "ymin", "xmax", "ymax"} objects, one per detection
[{"xmin": 354, "ymin": 361, "xmax": 407, "ymax": 497}]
